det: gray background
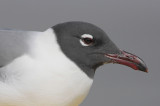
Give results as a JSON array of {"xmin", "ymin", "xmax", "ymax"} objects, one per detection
[{"xmin": 0, "ymin": 0, "xmax": 159, "ymax": 106}]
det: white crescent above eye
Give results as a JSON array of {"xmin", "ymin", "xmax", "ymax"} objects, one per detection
[
  {"xmin": 81, "ymin": 34, "xmax": 93, "ymax": 39},
  {"xmin": 80, "ymin": 34, "xmax": 94, "ymax": 46}
]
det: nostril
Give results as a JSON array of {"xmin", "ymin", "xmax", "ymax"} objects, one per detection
[{"xmin": 128, "ymin": 57, "xmax": 134, "ymax": 60}]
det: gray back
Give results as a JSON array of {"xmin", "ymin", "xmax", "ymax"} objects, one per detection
[{"xmin": 0, "ymin": 30, "xmax": 38, "ymax": 67}]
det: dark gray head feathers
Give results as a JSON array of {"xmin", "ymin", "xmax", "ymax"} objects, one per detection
[{"xmin": 53, "ymin": 21, "xmax": 120, "ymax": 78}]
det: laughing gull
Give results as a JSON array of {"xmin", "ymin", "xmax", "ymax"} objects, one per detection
[{"xmin": 0, "ymin": 21, "xmax": 147, "ymax": 106}]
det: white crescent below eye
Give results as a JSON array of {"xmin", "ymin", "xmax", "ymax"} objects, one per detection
[
  {"xmin": 80, "ymin": 39, "xmax": 89, "ymax": 46},
  {"xmin": 80, "ymin": 34, "xmax": 93, "ymax": 46}
]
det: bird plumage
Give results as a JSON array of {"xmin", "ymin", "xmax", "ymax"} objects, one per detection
[
  {"xmin": 0, "ymin": 28, "xmax": 93, "ymax": 106},
  {"xmin": 0, "ymin": 21, "xmax": 147, "ymax": 106}
]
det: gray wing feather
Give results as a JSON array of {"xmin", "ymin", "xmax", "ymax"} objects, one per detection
[{"xmin": 0, "ymin": 29, "xmax": 40, "ymax": 67}]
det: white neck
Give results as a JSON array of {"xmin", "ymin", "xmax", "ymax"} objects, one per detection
[{"xmin": 0, "ymin": 28, "xmax": 93, "ymax": 106}]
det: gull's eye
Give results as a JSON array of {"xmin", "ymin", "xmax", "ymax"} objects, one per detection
[
  {"xmin": 80, "ymin": 34, "xmax": 94, "ymax": 46},
  {"xmin": 82, "ymin": 38, "xmax": 93, "ymax": 44}
]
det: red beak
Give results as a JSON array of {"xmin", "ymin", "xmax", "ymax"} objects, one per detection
[{"xmin": 105, "ymin": 50, "xmax": 148, "ymax": 73}]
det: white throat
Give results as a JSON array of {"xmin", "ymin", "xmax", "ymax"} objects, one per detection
[{"xmin": 0, "ymin": 28, "xmax": 93, "ymax": 106}]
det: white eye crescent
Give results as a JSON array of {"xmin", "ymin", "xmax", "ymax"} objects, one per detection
[{"xmin": 80, "ymin": 34, "xmax": 94, "ymax": 46}]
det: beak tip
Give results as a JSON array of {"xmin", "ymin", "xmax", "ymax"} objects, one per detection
[
  {"xmin": 106, "ymin": 50, "xmax": 148, "ymax": 73},
  {"xmin": 139, "ymin": 67, "xmax": 148, "ymax": 73},
  {"xmin": 145, "ymin": 69, "xmax": 148, "ymax": 73},
  {"xmin": 138, "ymin": 63, "xmax": 148, "ymax": 73}
]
